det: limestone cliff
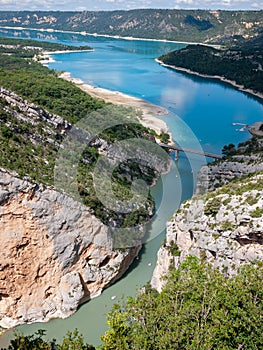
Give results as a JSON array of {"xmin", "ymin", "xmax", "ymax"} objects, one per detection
[
  {"xmin": 0, "ymin": 168, "xmax": 140, "ymax": 329},
  {"xmin": 152, "ymin": 137, "xmax": 263, "ymax": 292},
  {"xmin": 152, "ymin": 172, "xmax": 263, "ymax": 292}
]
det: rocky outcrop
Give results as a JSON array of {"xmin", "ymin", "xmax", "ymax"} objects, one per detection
[
  {"xmin": 0, "ymin": 168, "xmax": 140, "ymax": 329},
  {"xmin": 152, "ymin": 172, "xmax": 263, "ymax": 292},
  {"xmin": 196, "ymin": 137, "xmax": 263, "ymax": 193},
  {"xmin": 0, "ymin": 87, "xmax": 71, "ymax": 139},
  {"xmin": 197, "ymin": 155, "xmax": 263, "ymax": 193}
]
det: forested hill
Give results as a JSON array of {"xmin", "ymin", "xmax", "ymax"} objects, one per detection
[
  {"xmin": 0, "ymin": 9, "xmax": 262, "ymax": 44},
  {"xmin": 0, "ymin": 36, "xmax": 92, "ymax": 58},
  {"xmin": 158, "ymin": 33, "xmax": 263, "ymax": 96}
]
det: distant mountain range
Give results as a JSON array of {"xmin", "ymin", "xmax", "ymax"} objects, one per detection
[{"xmin": 0, "ymin": 9, "xmax": 262, "ymax": 44}]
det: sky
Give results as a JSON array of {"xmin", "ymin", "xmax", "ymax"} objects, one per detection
[{"xmin": 0, "ymin": 0, "xmax": 262, "ymax": 12}]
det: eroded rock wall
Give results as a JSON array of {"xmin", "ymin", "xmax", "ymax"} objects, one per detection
[{"xmin": 0, "ymin": 168, "xmax": 140, "ymax": 328}]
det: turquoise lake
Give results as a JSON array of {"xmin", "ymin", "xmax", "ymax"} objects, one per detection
[{"xmin": 0, "ymin": 28, "xmax": 262, "ymax": 347}]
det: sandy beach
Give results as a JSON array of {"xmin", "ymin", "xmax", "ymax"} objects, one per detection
[
  {"xmin": 156, "ymin": 59, "xmax": 263, "ymax": 100},
  {"xmin": 59, "ymin": 72, "xmax": 170, "ymax": 136}
]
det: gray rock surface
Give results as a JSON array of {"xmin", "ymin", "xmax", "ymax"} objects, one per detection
[{"xmin": 152, "ymin": 172, "xmax": 263, "ymax": 292}]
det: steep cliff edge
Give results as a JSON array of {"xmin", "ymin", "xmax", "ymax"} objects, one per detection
[
  {"xmin": 152, "ymin": 137, "xmax": 263, "ymax": 292},
  {"xmin": 0, "ymin": 168, "xmax": 140, "ymax": 329},
  {"xmin": 0, "ymin": 85, "xmax": 167, "ymax": 329}
]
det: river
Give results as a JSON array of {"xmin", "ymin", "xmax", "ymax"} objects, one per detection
[{"xmin": 0, "ymin": 28, "xmax": 262, "ymax": 347}]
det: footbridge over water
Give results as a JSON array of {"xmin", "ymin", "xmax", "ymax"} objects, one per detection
[{"xmin": 159, "ymin": 143, "xmax": 223, "ymax": 160}]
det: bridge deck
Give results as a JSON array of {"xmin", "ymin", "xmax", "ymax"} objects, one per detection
[{"xmin": 159, "ymin": 143, "xmax": 222, "ymax": 159}]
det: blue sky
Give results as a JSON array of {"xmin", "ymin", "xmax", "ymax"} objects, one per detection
[{"xmin": 0, "ymin": 0, "xmax": 262, "ymax": 11}]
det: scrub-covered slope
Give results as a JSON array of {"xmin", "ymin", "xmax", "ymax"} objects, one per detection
[{"xmin": 0, "ymin": 9, "xmax": 262, "ymax": 43}]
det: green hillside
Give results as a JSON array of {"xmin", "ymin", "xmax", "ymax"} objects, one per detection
[{"xmin": 158, "ymin": 33, "xmax": 263, "ymax": 95}]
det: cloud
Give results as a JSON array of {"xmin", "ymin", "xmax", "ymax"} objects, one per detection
[
  {"xmin": 171, "ymin": 0, "xmax": 262, "ymax": 9},
  {"xmin": 251, "ymin": 2, "xmax": 262, "ymax": 7},
  {"xmin": 76, "ymin": 6, "xmax": 87, "ymax": 11}
]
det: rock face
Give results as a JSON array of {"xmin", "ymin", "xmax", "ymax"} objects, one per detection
[
  {"xmin": 196, "ymin": 137, "xmax": 263, "ymax": 193},
  {"xmin": 0, "ymin": 87, "xmax": 71, "ymax": 132},
  {"xmin": 152, "ymin": 172, "xmax": 263, "ymax": 292},
  {"xmin": 0, "ymin": 168, "xmax": 140, "ymax": 329},
  {"xmin": 197, "ymin": 155, "xmax": 263, "ymax": 193}
]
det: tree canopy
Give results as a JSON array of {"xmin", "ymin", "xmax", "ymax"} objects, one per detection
[
  {"xmin": 101, "ymin": 256, "xmax": 263, "ymax": 350},
  {"xmin": 2, "ymin": 257, "xmax": 263, "ymax": 349}
]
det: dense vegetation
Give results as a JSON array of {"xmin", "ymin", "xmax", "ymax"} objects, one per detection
[
  {"xmin": 0, "ymin": 10, "xmax": 262, "ymax": 43},
  {"xmin": 0, "ymin": 97, "xmax": 57, "ymax": 183},
  {"xmin": 1, "ymin": 329, "xmax": 95, "ymax": 350},
  {"xmin": 2, "ymin": 257, "xmax": 263, "ymax": 349},
  {"xmin": 0, "ymin": 36, "xmax": 91, "ymax": 58},
  {"xmin": 100, "ymin": 257, "xmax": 263, "ymax": 349},
  {"xmin": 222, "ymin": 136, "xmax": 263, "ymax": 158},
  {"xmin": 158, "ymin": 40, "xmax": 263, "ymax": 95},
  {"xmin": 0, "ymin": 62, "xmax": 104, "ymax": 125}
]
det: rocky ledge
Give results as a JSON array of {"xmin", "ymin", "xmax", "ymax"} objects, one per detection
[
  {"xmin": 152, "ymin": 172, "xmax": 263, "ymax": 292},
  {"xmin": 0, "ymin": 169, "xmax": 140, "ymax": 329},
  {"xmin": 0, "ymin": 86, "xmax": 71, "ymax": 136}
]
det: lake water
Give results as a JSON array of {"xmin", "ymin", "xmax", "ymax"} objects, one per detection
[{"xmin": 0, "ymin": 28, "xmax": 262, "ymax": 347}]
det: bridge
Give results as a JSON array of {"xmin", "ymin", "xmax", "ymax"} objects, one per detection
[{"xmin": 159, "ymin": 143, "xmax": 222, "ymax": 160}]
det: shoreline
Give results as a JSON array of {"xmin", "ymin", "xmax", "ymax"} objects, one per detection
[
  {"xmin": 156, "ymin": 59, "xmax": 263, "ymax": 101},
  {"xmin": 35, "ymin": 48, "xmax": 93, "ymax": 64},
  {"xmin": 0, "ymin": 25, "xmax": 220, "ymax": 47},
  {"xmin": 45, "ymin": 49, "xmax": 93, "ymax": 54},
  {"xmin": 59, "ymin": 71, "xmax": 172, "ymax": 138}
]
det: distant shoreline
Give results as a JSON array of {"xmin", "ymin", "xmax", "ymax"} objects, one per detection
[
  {"xmin": 156, "ymin": 58, "xmax": 263, "ymax": 101},
  {"xmin": 36, "ymin": 49, "xmax": 93, "ymax": 64},
  {"xmin": 0, "ymin": 25, "xmax": 220, "ymax": 47},
  {"xmin": 45, "ymin": 49, "xmax": 93, "ymax": 54}
]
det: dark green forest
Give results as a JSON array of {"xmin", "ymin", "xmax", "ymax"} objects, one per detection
[
  {"xmin": 158, "ymin": 38, "xmax": 263, "ymax": 95},
  {"xmin": 0, "ymin": 36, "xmax": 91, "ymax": 58}
]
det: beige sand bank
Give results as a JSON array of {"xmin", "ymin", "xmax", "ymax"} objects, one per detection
[{"xmin": 59, "ymin": 72, "xmax": 169, "ymax": 135}]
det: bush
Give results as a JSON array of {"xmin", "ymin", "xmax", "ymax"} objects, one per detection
[
  {"xmin": 101, "ymin": 256, "xmax": 263, "ymax": 349},
  {"xmin": 4, "ymin": 329, "xmax": 95, "ymax": 350},
  {"xmin": 204, "ymin": 197, "xmax": 221, "ymax": 216}
]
